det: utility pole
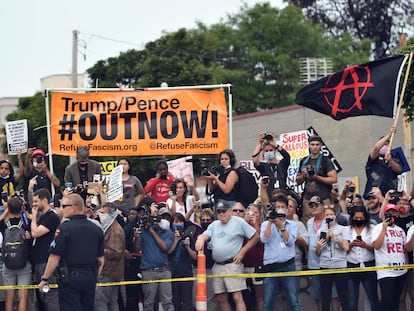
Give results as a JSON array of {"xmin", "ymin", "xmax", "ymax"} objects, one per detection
[{"xmin": 72, "ymin": 30, "xmax": 78, "ymax": 89}]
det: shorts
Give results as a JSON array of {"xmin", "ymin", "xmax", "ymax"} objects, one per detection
[
  {"xmin": 212, "ymin": 262, "xmax": 246, "ymax": 294},
  {"xmin": 244, "ymin": 266, "xmax": 263, "ymax": 286},
  {"xmin": 309, "ymin": 274, "xmax": 338, "ymax": 300},
  {"xmin": 2, "ymin": 262, "xmax": 32, "ymax": 286}
]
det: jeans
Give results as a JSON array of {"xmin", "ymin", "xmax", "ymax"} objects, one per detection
[
  {"xmin": 348, "ymin": 265, "xmax": 380, "ymax": 310},
  {"xmin": 320, "ymin": 269, "xmax": 351, "ymax": 311},
  {"xmin": 263, "ymin": 261, "xmax": 301, "ymax": 311}
]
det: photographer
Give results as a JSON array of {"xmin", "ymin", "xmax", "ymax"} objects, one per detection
[
  {"xmin": 252, "ymin": 132, "xmax": 290, "ymax": 198},
  {"xmin": 168, "ymin": 213, "xmax": 197, "ymax": 311},
  {"xmin": 295, "ymin": 135, "xmax": 337, "ymax": 225},
  {"xmin": 260, "ymin": 194, "xmax": 300, "ymax": 311},
  {"xmin": 133, "ymin": 207, "xmax": 174, "ymax": 311},
  {"xmin": 205, "ymin": 149, "xmax": 239, "ymax": 208}
]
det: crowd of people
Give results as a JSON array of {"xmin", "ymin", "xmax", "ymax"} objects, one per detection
[{"xmin": 0, "ymin": 126, "xmax": 412, "ymax": 311}]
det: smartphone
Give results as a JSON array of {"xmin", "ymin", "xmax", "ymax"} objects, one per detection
[
  {"xmin": 320, "ymin": 232, "xmax": 327, "ymax": 240},
  {"xmin": 1, "ymin": 192, "xmax": 8, "ymax": 203},
  {"xmin": 171, "ymin": 183, "xmax": 177, "ymax": 195},
  {"xmin": 93, "ymin": 174, "xmax": 101, "ymax": 183},
  {"xmin": 54, "ymin": 193, "xmax": 62, "ymax": 208},
  {"xmin": 356, "ymin": 235, "xmax": 362, "ymax": 241},
  {"xmin": 332, "ymin": 183, "xmax": 339, "ymax": 192}
]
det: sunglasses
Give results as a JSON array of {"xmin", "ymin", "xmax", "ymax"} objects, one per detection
[
  {"xmin": 232, "ymin": 209, "xmax": 245, "ymax": 213},
  {"xmin": 61, "ymin": 204, "xmax": 74, "ymax": 209},
  {"xmin": 216, "ymin": 209, "xmax": 227, "ymax": 214}
]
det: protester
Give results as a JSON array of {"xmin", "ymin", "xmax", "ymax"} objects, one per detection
[
  {"xmin": 144, "ymin": 160, "xmax": 175, "ymax": 204},
  {"xmin": 24, "ymin": 148, "xmax": 60, "ymax": 195},
  {"xmin": 346, "ymin": 206, "xmax": 380, "ymax": 310},
  {"xmin": 95, "ymin": 202, "xmax": 126, "ymax": 311},
  {"xmin": 113, "ymin": 157, "xmax": 145, "ymax": 216},
  {"xmin": 364, "ymin": 126, "xmax": 402, "ymax": 198},
  {"xmin": 166, "ymin": 177, "xmax": 200, "ymax": 222}
]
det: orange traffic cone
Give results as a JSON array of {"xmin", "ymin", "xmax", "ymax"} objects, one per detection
[{"xmin": 195, "ymin": 250, "xmax": 207, "ymax": 311}]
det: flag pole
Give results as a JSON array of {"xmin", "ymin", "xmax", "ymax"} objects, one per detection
[{"xmin": 388, "ymin": 52, "xmax": 413, "ymax": 151}]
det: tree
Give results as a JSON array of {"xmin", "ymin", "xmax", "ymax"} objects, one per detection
[
  {"xmin": 87, "ymin": 3, "xmax": 370, "ymax": 115},
  {"xmin": 289, "ymin": 0, "xmax": 414, "ymax": 59}
]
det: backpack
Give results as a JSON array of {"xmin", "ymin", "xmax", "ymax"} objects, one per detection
[
  {"xmin": 235, "ymin": 166, "xmax": 259, "ymax": 206},
  {"xmin": 2, "ymin": 219, "xmax": 29, "ymax": 269}
]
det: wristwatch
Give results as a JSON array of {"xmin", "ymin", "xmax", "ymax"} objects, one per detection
[
  {"xmin": 41, "ymin": 276, "xmax": 49, "ymax": 282},
  {"xmin": 280, "ymin": 228, "xmax": 286, "ymax": 232}
]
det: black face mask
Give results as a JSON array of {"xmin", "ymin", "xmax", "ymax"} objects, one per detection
[
  {"xmin": 201, "ymin": 221, "xmax": 211, "ymax": 230},
  {"xmin": 353, "ymin": 219, "xmax": 365, "ymax": 227},
  {"xmin": 79, "ymin": 162, "xmax": 88, "ymax": 169}
]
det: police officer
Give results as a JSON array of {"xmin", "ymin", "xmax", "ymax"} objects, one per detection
[{"xmin": 38, "ymin": 193, "xmax": 104, "ymax": 311}]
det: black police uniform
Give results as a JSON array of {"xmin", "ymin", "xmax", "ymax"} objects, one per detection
[{"xmin": 49, "ymin": 214, "xmax": 104, "ymax": 311}]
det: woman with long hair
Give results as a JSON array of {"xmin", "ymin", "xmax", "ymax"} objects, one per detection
[
  {"xmin": 205, "ymin": 149, "xmax": 239, "ymax": 208},
  {"xmin": 113, "ymin": 157, "xmax": 145, "ymax": 216},
  {"xmin": 167, "ymin": 178, "xmax": 199, "ymax": 222},
  {"xmin": 347, "ymin": 206, "xmax": 380, "ymax": 310}
]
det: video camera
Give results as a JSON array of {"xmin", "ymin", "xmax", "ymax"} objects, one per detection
[
  {"xmin": 135, "ymin": 205, "xmax": 161, "ymax": 231},
  {"xmin": 306, "ymin": 165, "xmax": 316, "ymax": 177},
  {"xmin": 202, "ymin": 165, "xmax": 221, "ymax": 176},
  {"xmin": 267, "ymin": 203, "xmax": 286, "ymax": 220}
]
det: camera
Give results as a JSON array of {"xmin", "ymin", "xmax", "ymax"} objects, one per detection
[
  {"xmin": 262, "ymin": 176, "xmax": 270, "ymax": 185},
  {"xmin": 264, "ymin": 132, "xmax": 274, "ymax": 142},
  {"xmin": 1, "ymin": 192, "xmax": 8, "ymax": 203},
  {"xmin": 35, "ymin": 156, "xmax": 44, "ymax": 164},
  {"xmin": 135, "ymin": 206, "xmax": 161, "ymax": 230},
  {"xmin": 267, "ymin": 203, "xmax": 286, "ymax": 220},
  {"xmin": 177, "ymin": 225, "xmax": 196, "ymax": 240},
  {"xmin": 390, "ymin": 191, "xmax": 403, "ymax": 203},
  {"xmin": 202, "ymin": 166, "xmax": 220, "ymax": 176},
  {"xmin": 307, "ymin": 166, "xmax": 315, "ymax": 177}
]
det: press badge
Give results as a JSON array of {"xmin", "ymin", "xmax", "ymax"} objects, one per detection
[{"xmin": 280, "ymin": 241, "xmax": 286, "ymax": 248}]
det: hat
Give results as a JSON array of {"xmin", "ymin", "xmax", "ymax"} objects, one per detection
[
  {"xmin": 32, "ymin": 149, "xmax": 45, "ymax": 157},
  {"xmin": 309, "ymin": 196, "xmax": 321, "ymax": 205},
  {"xmin": 384, "ymin": 203, "xmax": 398, "ymax": 213},
  {"xmin": 308, "ymin": 135, "xmax": 322, "ymax": 143},
  {"xmin": 366, "ymin": 192, "xmax": 377, "ymax": 199},
  {"xmin": 216, "ymin": 202, "xmax": 231, "ymax": 211},
  {"xmin": 158, "ymin": 207, "xmax": 172, "ymax": 218}
]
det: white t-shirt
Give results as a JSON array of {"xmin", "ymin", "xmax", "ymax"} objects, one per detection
[
  {"xmin": 166, "ymin": 195, "xmax": 195, "ymax": 222},
  {"xmin": 372, "ymin": 223, "xmax": 407, "ymax": 279}
]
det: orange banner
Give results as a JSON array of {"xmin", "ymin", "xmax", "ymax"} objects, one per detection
[{"xmin": 50, "ymin": 89, "xmax": 228, "ymax": 156}]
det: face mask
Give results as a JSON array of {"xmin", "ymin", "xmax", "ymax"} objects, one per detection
[
  {"xmin": 201, "ymin": 221, "xmax": 210, "ymax": 230},
  {"xmin": 276, "ymin": 209, "xmax": 286, "ymax": 216},
  {"xmin": 33, "ymin": 162, "xmax": 38, "ymax": 168},
  {"xmin": 353, "ymin": 219, "xmax": 365, "ymax": 227},
  {"xmin": 159, "ymin": 219, "xmax": 170, "ymax": 231},
  {"xmin": 79, "ymin": 162, "xmax": 88, "ymax": 168},
  {"xmin": 379, "ymin": 145, "xmax": 388, "ymax": 156},
  {"xmin": 0, "ymin": 174, "xmax": 9, "ymax": 179},
  {"xmin": 264, "ymin": 151, "xmax": 275, "ymax": 161},
  {"xmin": 99, "ymin": 213, "xmax": 110, "ymax": 223},
  {"xmin": 223, "ymin": 165, "xmax": 231, "ymax": 169},
  {"xmin": 172, "ymin": 223, "xmax": 184, "ymax": 230}
]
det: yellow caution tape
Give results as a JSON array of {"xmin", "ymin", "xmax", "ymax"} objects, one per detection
[{"xmin": 0, "ymin": 264, "xmax": 411, "ymax": 290}]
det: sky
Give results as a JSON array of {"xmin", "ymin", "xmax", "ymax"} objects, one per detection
[{"xmin": 0, "ymin": 0, "xmax": 284, "ymax": 98}]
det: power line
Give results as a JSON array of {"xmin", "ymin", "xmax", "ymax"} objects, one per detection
[{"xmin": 79, "ymin": 31, "xmax": 143, "ymax": 48}]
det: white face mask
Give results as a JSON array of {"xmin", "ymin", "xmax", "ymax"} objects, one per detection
[
  {"xmin": 33, "ymin": 162, "xmax": 38, "ymax": 168},
  {"xmin": 264, "ymin": 151, "xmax": 275, "ymax": 161},
  {"xmin": 379, "ymin": 145, "xmax": 388, "ymax": 156},
  {"xmin": 159, "ymin": 219, "xmax": 170, "ymax": 231}
]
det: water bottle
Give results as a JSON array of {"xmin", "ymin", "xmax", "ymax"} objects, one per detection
[{"xmin": 20, "ymin": 210, "xmax": 29, "ymax": 229}]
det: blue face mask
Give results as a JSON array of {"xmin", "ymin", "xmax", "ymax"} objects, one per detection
[
  {"xmin": 172, "ymin": 223, "xmax": 184, "ymax": 230},
  {"xmin": 264, "ymin": 151, "xmax": 275, "ymax": 161}
]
